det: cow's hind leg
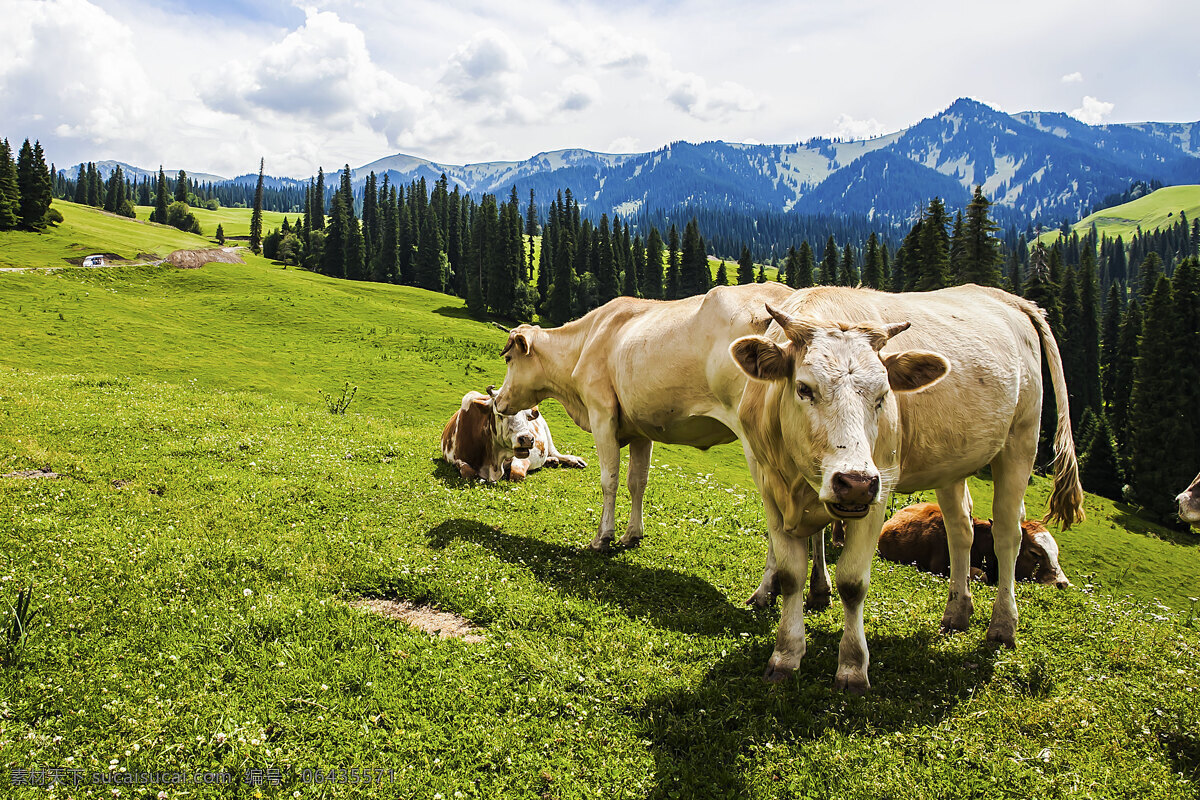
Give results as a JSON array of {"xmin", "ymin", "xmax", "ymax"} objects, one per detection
[
  {"xmin": 763, "ymin": 514, "xmax": 810, "ymax": 682},
  {"xmin": 806, "ymin": 526, "xmax": 832, "ymax": 611},
  {"xmin": 586, "ymin": 416, "xmax": 622, "ymax": 552},
  {"xmin": 986, "ymin": 431, "xmax": 1037, "ymax": 647},
  {"xmin": 619, "ymin": 438, "xmax": 652, "ymax": 546},
  {"xmin": 833, "ymin": 505, "xmax": 884, "ymax": 694},
  {"xmin": 935, "ymin": 481, "xmax": 975, "ymax": 633}
]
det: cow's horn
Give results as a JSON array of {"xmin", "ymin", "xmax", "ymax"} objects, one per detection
[
  {"xmin": 883, "ymin": 321, "xmax": 911, "ymax": 340},
  {"xmin": 492, "ymin": 322, "xmax": 510, "ymax": 332},
  {"xmin": 765, "ymin": 303, "xmax": 816, "ymax": 345},
  {"xmin": 486, "ymin": 384, "xmax": 497, "ymax": 398}
]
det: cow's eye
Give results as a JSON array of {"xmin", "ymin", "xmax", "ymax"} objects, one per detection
[
  {"xmin": 875, "ymin": 393, "xmax": 887, "ymax": 410},
  {"xmin": 797, "ymin": 382, "xmax": 814, "ymax": 400},
  {"xmin": 504, "ymin": 354, "xmax": 512, "ymax": 363}
]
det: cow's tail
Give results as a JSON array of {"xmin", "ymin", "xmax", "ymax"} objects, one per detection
[{"xmin": 1018, "ymin": 297, "xmax": 1086, "ymax": 529}]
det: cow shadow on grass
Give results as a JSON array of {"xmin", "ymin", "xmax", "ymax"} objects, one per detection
[
  {"xmin": 637, "ymin": 628, "xmax": 1002, "ymax": 798},
  {"xmin": 425, "ymin": 518, "xmax": 771, "ymax": 637}
]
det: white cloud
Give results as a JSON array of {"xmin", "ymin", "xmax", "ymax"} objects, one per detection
[
  {"xmin": 607, "ymin": 136, "xmax": 640, "ymax": 153},
  {"xmin": 1070, "ymin": 95, "xmax": 1115, "ymax": 125},
  {"xmin": 441, "ymin": 29, "xmax": 527, "ymax": 105},
  {"xmin": 665, "ymin": 72, "xmax": 761, "ymax": 122},
  {"xmin": 830, "ymin": 113, "xmax": 888, "ymax": 141},
  {"xmin": 541, "ymin": 23, "xmax": 661, "ymax": 74},
  {"xmin": 1061, "ymin": 71, "xmax": 1084, "ymax": 83},
  {"xmin": 557, "ymin": 76, "xmax": 601, "ymax": 113}
]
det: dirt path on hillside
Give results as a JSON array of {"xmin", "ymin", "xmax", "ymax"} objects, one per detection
[{"xmin": 0, "ymin": 246, "xmax": 243, "ymax": 273}]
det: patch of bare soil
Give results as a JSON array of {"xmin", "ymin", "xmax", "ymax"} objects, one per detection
[
  {"xmin": 350, "ymin": 599, "xmax": 484, "ymax": 643},
  {"xmin": 167, "ymin": 247, "xmax": 244, "ymax": 269},
  {"xmin": 2, "ymin": 467, "xmax": 61, "ymax": 479}
]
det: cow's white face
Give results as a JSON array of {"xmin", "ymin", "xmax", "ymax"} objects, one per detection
[
  {"xmin": 493, "ymin": 400, "xmax": 540, "ymax": 460},
  {"xmin": 495, "ymin": 325, "xmax": 545, "ymax": 415},
  {"xmin": 732, "ymin": 305, "xmax": 950, "ymax": 521},
  {"xmin": 1177, "ymin": 472, "xmax": 1200, "ymax": 526}
]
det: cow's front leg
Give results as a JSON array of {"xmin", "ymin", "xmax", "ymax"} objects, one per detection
[
  {"xmin": 833, "ymin": 505, "xmax": 884, "ymax": 694},
  {"xmin": 806, "ymin": 526, "xmax": 832, "ymax": 611},
  {"xmin": 763, "ymin": 519, "xmax": 810, "ymax": 682},
  {"xmin": 935, "ymin": 481, "xmax": 975, "ymax": 633},
  {"xmin": 508, "ymin": 458, "xmax": 530, "ymax": 481},
  {"xmin": 619, "ymin": 438, "xmax": 652, "ymax": 546},
  {"xmin": 743, "ymin": 444, "xmax": 781, "ymax": 608},
  {"xmin": 586, "ymin": 416, "xmax": 622, "ymax": 552}
]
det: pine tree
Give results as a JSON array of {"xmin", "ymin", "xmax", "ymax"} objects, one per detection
[
  {"xmin": 154, "ymin": 167, "xmax": 169, "ymax": 225},
  {"xmin": 796, "ymin": 240, "xmax": 815, "ymax": 289},
  {"xmin": 916, "ymin": 197, "xmax": 951, "ymax": 291},
  {"xmin": 715, "ymin": 260, "xmax": 729, "ymax": 286},
  {"xmin": 0, "ymin": 140, "xmax": 19, "ymax": 231},
  {"xmin": 596, "ymin": 214, "xmax": 619, "ymax": 304},
  {"xmin": 642, "ymin": 227, "xmax": 664, "ymax": 299},
  {"xmin": 949, "ymin": 210, "xmax": 967, "ymax": 283},
  {"xmin": 1078, "ymin": 408, "xmax": 1125, "ymax": 500},
  {"xmin": 72, "ymin": 163, "xmax": 86, "ymax": 204},
  {"xmin": 216, "ymin": 223, "xmax": 225, "ymax": 245},
  {"xmin": 783, "ymin": 246, "xmax": 800, "ymax": 288},
  {"xmin": 819, "ymin": 236, "xmax": 838, "ymax": 285},
  {"xmin": 624, "ymin": 234, "xmax": 640, "ymax": 297},
  {"xmin": 1109, "ymin": 299, "xmax": 1142, "ymax": 450},
  {"xmin": 665, "ymin": 225, "xmax": 681, "ymax": 300},
  {"xmin": 962, "ymin": 186, "xmax": 1002, "ymax": 286},
  {"xmin": 736, "ymin": 244, "xmax": 754, "ymax": 285},
  {"xmin": 1128, "ymin": 276, "xmax": 1179, "ymax": 519},
  {"xmin": 1099, "ymin": 282, "xmax": 1123, "ymax": 411},
  {"xmin": 1059, "ymin": 266, "xmax": 1088, "ymax": 430},
  {"xmin": 313, "ymin": 168, "xmax": 326, "ymax": 230},
  {"xmin": 249, "ymin": 158, "xmax": 265, "ymax": 255},
  {"xmin": 1077, "ymin": 245, "xmax": 1102, "ymax": 416},
  {"xmin": 1171, "ymin": 257, "xmax": 1200, "ymax": 488},
  {"xmin": 174, "ymin": 170, "xmax": 188, "ymax": 203},
  {"xmin": 861, "ymin": 233, "xmax": 885, "ymax": 289},
  {"xmin": 1023, "ymin": 240, "xmax": 1064, "ymax": 464},
  {"xmin": 1135, "ymin": 252, "xmax": 1162, "ymax": 302},
  {"xmin": 680, "ymin": 218, "xmax": 709, "ymax": 297},
  {"xmin": 377, "ymin": 182, "xmax": 397, "ymax": 283},
  {"xmin": 16, "ymin": 139, "xmax": 51, "ymax": 230},
  {"xmin": 838, "ymin": 243, "xmax": 856, "ymax": 286},
  {"xmin": 323, "ymin": 193, "xmax": 348, "ymax": 279},
  {"xmin": 550, "ymin": 219, "xmax": 575, "ymax": 324}
]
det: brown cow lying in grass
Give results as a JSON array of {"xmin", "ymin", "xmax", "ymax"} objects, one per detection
[
  {"xmin": 875, "ymin": 503, "xmax": 1070, "ymax": 588},
  {"xmin": 441, "ymin": 387, "xmax": 586, "ymax": 482}
]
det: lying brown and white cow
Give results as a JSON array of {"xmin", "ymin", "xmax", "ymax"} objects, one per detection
[
  {"xmin": 743, "ymin": 285, "xmax": 1083, "ymax": 690},
  {"xmin": 1177, "ymin": 472, "xmax": 1200, "ymax": 527},
  {"xmin": 495, "ymin": 284, "xmax": 950, "ymax": 692},
  {"xmin": 877, "ymin": 503, "xmax": 1070, "ymax": 588},
  {"xmin": 441, "ymin": 387, "xmax": 586, "ymax": 482}
]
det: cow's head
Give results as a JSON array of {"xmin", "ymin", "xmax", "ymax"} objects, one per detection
[
  {"xmin": 1176, "ymin": 472, "xmax": 1200, "ymax": 527},
  {"xmin": 494, "ymin": 325, "xmax": 545, "ymax": 415},
  {"xmin": 487, "ymin": 385, "xmax": 539, "ymax": 460},
  {"xmin": 731, "ymin": 304, "xmax": 949, "ymax": 521},
  {"xmin": 1017, "ymin": 521, "xmax": 1071, "ymax": 588}
]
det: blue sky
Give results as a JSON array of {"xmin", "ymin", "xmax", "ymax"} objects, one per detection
[{"xmin": 3, "ymin": 0, "xmax": 1198, "ymax": 178}]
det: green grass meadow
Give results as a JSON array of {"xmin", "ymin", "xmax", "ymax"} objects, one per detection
[
  {"xmin": 0, "ymin": 218, "xmax": 1198, "ymax": 798},
  {"xmin": 1039, "ymin": 184, "xmax": 1200, "ymax": 244}
]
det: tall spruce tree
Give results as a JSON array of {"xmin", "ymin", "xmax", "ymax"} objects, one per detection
[
  {"xmin": 1099, "ymin": 282, "xmax": 1123, "ymax": 411},
  {"xmin": 323, "ymin": 193, "xmax": 348, "ymax": 279},
  {"xmin": 596, "ymin": 214, "xmax": 619, "ymax": 305},
  {"xmin": 642, "ymin": 227, "xmax": 664, "ymax": 299},
  {"xmin": 1109, "ymin": 299, "xmax": 1142, "ymax": 450},
  {"xmin": 415, "ymin": 200, "xmax": 444, "ymax": 292},
  {"xmin": 819, "ymin": 236, "xmax": 838, "ymax": 285},
  {"xmin": 1135, "ymin": 252, "xmax": 1162, "ymax": 302},
  {"xmin": 1171, "ymin": 257, "xmax": 1200, "ymax": 486},
  {"xmin": 796, "ymin": 240, "xmax": 815, "ymax": 289},
  {"xmin": 962, "ymin": 186, "xmax": 1002, "ymax": 286},
  {"xmin": 249, "ymin": 158, "xmax": 265, "ymax": 255},
  {"xmin": 0, "ymin": 140, "xmax": 19, "ymax": 231},
  {"xmin": 838, "ymin": 243, "xmax": 856, "ymax": 286},
  {"xmin": 174, "ymin": 170, "xmax": 188, "ymax": 203},
  {"xmin": 737, "ymin": 244, "xmax": 755, "ymax": 285},
  {"xmin": 16, "ymin": 139, "xmax": 52, "ymax": 230},
  {"xmin": 916, "ymin": 197, "xmax": 951, "ymax": 290},
  {"xmin": 154, "ymin": 167, "xmax": 169, "ymax": 225},
  {"xmin": 550, "ymin": 220, "xmax": 575, "ymax": 324},
  {"xmin": 861, "ymin": 233, "xmax": 885, "ymax": 289},
  {"xmin": 1077, "ymin": 245, "xmax": 1102, "ymax": 416},
  {"xmin": 714, "ymin": 260, "xmax": 729, "ymax": 286},
  {"xmin": 680, "ymin": 218, "xmax": 708, "ymax": 297},
  {"xmin": 1078, "ymin": 409, "xmax": 1125, "ymax": 500},
  {"xmin": 313, "ymin": 167, "xmax": 326, "ymax": 230},
  {"xmin": 1128, "ymin": 276, "xmax": 1179, "ymax": 519},
  {"xmin": 665, "ymin": 225, "xmax": 681, "ymax": 300}
]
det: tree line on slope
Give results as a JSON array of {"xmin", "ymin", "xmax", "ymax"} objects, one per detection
[{"xmin": 0, "ymin": 138, "xmax": 56, "ymax": 232}]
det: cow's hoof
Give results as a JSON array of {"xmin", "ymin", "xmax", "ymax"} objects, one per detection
[
  {"xmin": 834, "ymin": 672, "xmax": 870, "ymax": 695},
  {"xmin": 985, "ymin": 625, "xmax": 1017, "ymax": 649},
  {"xmin": 586, "ymin": 536, "xmax": 613, "ymax": 553},
  {"xmin": 618, "ymin": 530, "xmax": 643, "ymax": 547},
  {"xmin": 745, "ymin": 586, "xmax": 778, "ymax": 608},
  {"xmin": 762, "ymin": 663, "xmax": 795, "ymax": 684},
  {"xmin": 940, "ymin": 596, "xmax": 974, "ymax": 633},
  {"xmin": 805, "ymin": 589, "xmax": 831, "ymax": 611},
  {"xmin": 566, "ymin": 457, "xmax": 587, "ymax": 469}
]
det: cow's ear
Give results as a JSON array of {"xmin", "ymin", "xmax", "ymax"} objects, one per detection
[
  {"xmin": 730, "ymin": 336, "xmax": 793, "ymax": 381},
  {"xmin": 882, "ymin": 350, "xmax": 950, "ymax": 392},
  {"xmin": 501, "ymin": 331, "xmax": 531, "ymax": 357},
  {"xmin": 529, "ymin": 406, "xmax": 540, "ymax": 419}
]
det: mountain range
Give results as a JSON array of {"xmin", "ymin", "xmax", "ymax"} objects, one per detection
[{"xmin": 79, "ymin": 98, "xmax": 1200, "ymax": 229}]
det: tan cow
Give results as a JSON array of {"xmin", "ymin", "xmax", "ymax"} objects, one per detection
[
  {"xmin": 1177, "ymin": 472, "xmax": 1200, "ymax": 526},
  {"xmin": 743, "ymin": 285, "xmax": 1083, "ymax": 690},
  {"xmin": 495, "ymin": 285, "xmax": 949, "ymax": 692},
  {"xmin": 441, "ymin": 388, "xmax": 586, "ymax": 482},
  {"xmin": 493, "ymin": 283, "xmax": 795, "ymax": 550}
]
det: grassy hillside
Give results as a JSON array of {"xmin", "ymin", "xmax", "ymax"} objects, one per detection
[
  {"xmin": 0, "ymin": 213, "xmax": 1197, "ymax": 796},
  {"xmin": 1040, "ymin": 184, "xmax": 1200, "ymax": 243},
  {"xmin": 0, "ymin": 200, "xmax": 216, "ymax": 268},
  {"xmin": 133, "ymin": 204, "xmax": 294, "ymax": 239}
]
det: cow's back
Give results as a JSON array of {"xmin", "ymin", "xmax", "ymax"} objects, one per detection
[
  {"xmin": 580, "ymin": 284, "xmax": 793, "ymax": 445},
  {"xmin": 781, "ymin": 285, "xmax": 1042, "ymax": 490},
  {"xmin": 878, "ymin": 503, "xmax": 952, "ymax": 575}
]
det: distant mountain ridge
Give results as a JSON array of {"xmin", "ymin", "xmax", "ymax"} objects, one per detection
[{"xmin": 73, "ymin": 99, "xmax": 1200, "ymax": 228}]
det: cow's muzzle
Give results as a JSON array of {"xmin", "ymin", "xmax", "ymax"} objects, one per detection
[
  {"xmin": 514, "ymin": 434, "xmax": 534, "ymax": 459},
  {"xmin": 827, "ymin": 471, "xmax": 879, "ymax": 519}
]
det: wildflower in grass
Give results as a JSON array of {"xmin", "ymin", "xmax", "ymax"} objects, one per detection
[{"xmin": 243, "ymin": 589, "xmax": 253, "ymax": 597}]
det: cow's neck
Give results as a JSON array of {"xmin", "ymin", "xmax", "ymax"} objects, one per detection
[{"xmin": 536, "ymin": 320, "xmax": 594, "ymax": 432}]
